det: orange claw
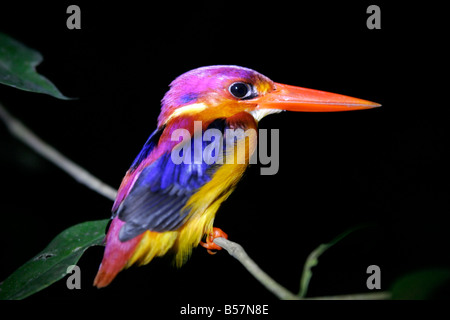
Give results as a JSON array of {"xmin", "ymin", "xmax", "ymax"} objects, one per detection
[{"xmin": 200, "ymin": 227, "xmax": 228, "ymax": 255}]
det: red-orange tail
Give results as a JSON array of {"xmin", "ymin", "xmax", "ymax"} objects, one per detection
[{"xmin": 93, "ymin": 217, "xmax": 143, "ymax": 288}]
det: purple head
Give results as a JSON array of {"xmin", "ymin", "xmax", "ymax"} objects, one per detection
[{"xmin": 158, "ymin": 65, "xmax": 274, "ymax": 126}]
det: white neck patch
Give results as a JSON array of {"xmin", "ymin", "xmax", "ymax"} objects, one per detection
[{"xmin": 248, "ymin": 108, "xmax": 283, "ymax": 122}]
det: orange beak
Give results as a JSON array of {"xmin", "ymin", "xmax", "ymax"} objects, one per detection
[{"xmin": 253, "ymin": 82, "xmax": 380, "ymax": 112}]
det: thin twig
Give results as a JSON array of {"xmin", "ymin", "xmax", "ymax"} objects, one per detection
[
  {"xmin": 214, "ymin": 237, "xmax": 391, "ymax": 300},
  {"xmin": 307, "ymin": 291, "xmax": 391, "ymax": 300},
  {"xmin": 213, "ymin": 237, "xmax": 299, "ymax": 300},
  {"xmin": 0, "ymin": 102, "xmax": 117, "ymax": 201},
  {"xmin": 0, "ymin": 102, "xmax": 391, "ymax": 300}
]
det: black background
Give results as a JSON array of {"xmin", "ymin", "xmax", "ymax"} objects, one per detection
[{"xmin": 0, "ymin": 0, "xmax": 448, "ymax": 307}]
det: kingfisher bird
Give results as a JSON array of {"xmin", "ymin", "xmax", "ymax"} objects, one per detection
[{"xmin": 93, "ymin": 65, "xmax": 380, "ymax": 288}]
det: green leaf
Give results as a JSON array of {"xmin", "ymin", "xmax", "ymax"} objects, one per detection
[
  {"xmin": 391, "ymin": 268, "xmax": 450, "ymax": 300},
  {"xmin": 0, "ymin": 219, "xmax": 108, "ymax": 300},
  {"xmin": 298, "ymin": 225, "xmax": 364, "ymax": 298},
  {"xmin": 0, "ymin": 32, "xmax": 71, "ymax": 99}
]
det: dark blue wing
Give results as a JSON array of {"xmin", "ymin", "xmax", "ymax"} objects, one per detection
[
  {"xmin": 129, "ymin": 126, "xmax": 165, "ymax": 173},
  {"xmin": 117, "ymin": 119, "xmax": 226, "ymax": 241}
]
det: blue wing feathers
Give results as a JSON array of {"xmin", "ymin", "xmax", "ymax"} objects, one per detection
[{"xmin": 117, "ymin": 119, "xmax": 228, "ymax": 241}]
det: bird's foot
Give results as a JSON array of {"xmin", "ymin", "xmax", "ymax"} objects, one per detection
[{"xmin": 200, "ymin": 227, "xmax": 228, "ymax": 255}]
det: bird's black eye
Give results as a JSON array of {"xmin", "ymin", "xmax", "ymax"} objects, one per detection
[{"xmin": 228, "ymin": 82, "xmax": 254, "ymax": 99}]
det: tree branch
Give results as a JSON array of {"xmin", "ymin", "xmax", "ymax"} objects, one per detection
[
  {"xmin": 213, "ymin": 237, "xmax": 299, "ymax": 300},
  {"xmin": 0, "ymin": 102, "xmax": 117, "ymax": 201},
  {"xmin": 214, "ymin": 237, "xmax": 391, "ymax": 300},
  {"xmin": 0, "ymin": 102, "xmax": 391, "ymax": 300}
]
